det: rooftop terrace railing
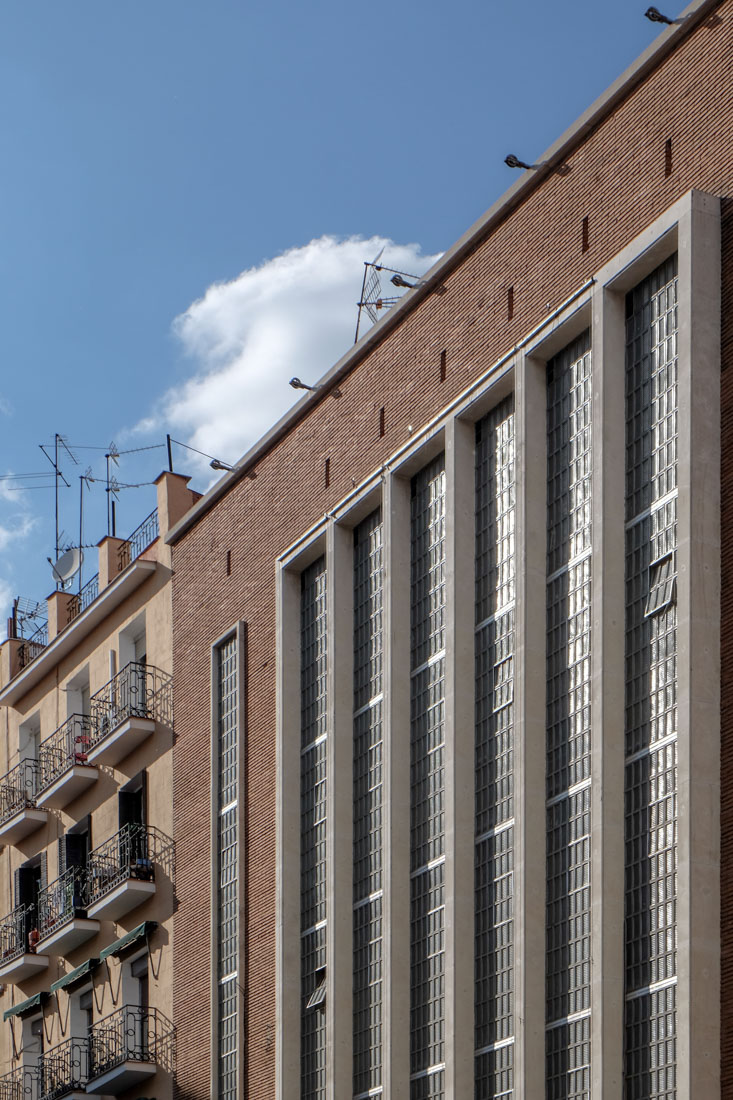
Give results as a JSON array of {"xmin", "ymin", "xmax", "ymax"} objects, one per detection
[
  {"xmin": 37, "ymin": 715, "xmax": 94, "ymax": 795},
  {"xmin": 0, "ymin": 759, "xmax": 41, "ymax": 828},
  {"xmin": 117, "ymin": 509, "xmax": 159, "ymax": 572},
  {"xmin": 66, "ymin": 573, "xmax": 99, "ymax": 625},
  {"xmin": 0, "ymin": 903, "xmax": 37, "ymax": 964},
  {"xmin": 38, "ymin": 1037, "xmax": 89, "ymax": 1100},
  {"xmin": 90, "ymin": 661, "xmax": 172, "ymax": 743}
]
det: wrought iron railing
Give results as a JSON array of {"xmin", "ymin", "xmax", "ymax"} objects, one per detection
[
  {"xmin": 66, "ymin": 573, "xmax": 99, "ymax": 624},
  {"xmin": 89, "ymin": 1005, "xmax": 164, "ymax": 1080},
  {"xmin": 17, "ymin": 641, "xmax": 46, "ymax": 671},
  {"xmin": 0, "ymin": 758, "xmax": 41, "ymax": 827},
  {"xmin": 37, "ymin": 867, "xmax": 89, "ymax": 943},
  {"xmin": 38, "ymin": 1038, "xmax": 89, "ymax": 1100},
  {"xmin": 117, "ymin": 509, "xmax": 159, "ymax": 572},
  {"xmin": 0, "ymin": 903, "xmax": 38, "ymax": 964},
  {"xmin": 90, "ymin": 661, "xmax": 172, "ymax": 743},
  {"xmin": 0, "ymin": 1065, "xmax": 36, "ymax": 1100},
  {"xmin": 37, "ymin": 715, "xmax": 94, "ymax": 795},
  {"xmin": 87, "ymin": 824, "xmax": 156, "ymax": 907}
]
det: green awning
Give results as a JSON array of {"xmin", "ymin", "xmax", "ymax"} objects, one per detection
[
  {"xmin": 50, "ymin": 957, "xmax": 99, "ymax": 994},
  {"xmin": 99, "ymin": 921, "xmax": 157, "ymax": 962},
  {"xmin": 3, "ymin": 991, "xmax": 49, "ymax": 1021}
]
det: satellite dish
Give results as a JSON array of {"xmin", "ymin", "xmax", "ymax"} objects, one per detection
[{"xmin": 49, "ymin": 548, "xmax": 84, "ymax": 588}]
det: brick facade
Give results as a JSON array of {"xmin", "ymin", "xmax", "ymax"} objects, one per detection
[{"xmin": 170, "ymin": 4, "xmax": 733, "ymax": 1095}]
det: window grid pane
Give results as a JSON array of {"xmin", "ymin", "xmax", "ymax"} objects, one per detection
[
  {"xmin": 545, "ymin": 331, "xmax": 592, "ymax": 1098},
  {"xmin": 410, "ymin": 457, "xmax": 446, "ymax": 1094},
  {"xmin": 624, "ymin": 257, "xmax": 678, "ymax": 1098},
  {"xmin": 474, "ymin": 396, "xmax": 516, "ymax": 1091},
  {"xmin": 353, "ymin": 510, "xmax": 384, "ymax": 1097},
  {"xmin": 301, "ymin": 558, "xmax": 328, "ymax": 1100},
  {"xmin": 216, "ymin": 635, "xmax": 238, "ymax": 1100}
]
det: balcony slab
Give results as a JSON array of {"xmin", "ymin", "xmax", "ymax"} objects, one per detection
[
  {"xmin": 0, "ymin": 952, "xmax": 49, "ymax": 983},
  {"xmin": 36, "ymin": 766, "xmax": 97, "ymax": 811},
  {"xmin": 87, "ymin": 879, "xmax": 155, "ymax": 922},
  {"xmin": 87, "ymin": 1060, "xmax": 156, "ymax": 1095},
  {"xmin": 0, "ymin": 808, "xmax": 47, "ymax": 846},
  {"xmin": 37, "ymin": 918, "xmax": 99, "ymax": 957},
  {"xmin": 87, "ymin": 717, "xmax": 155, "ymax": 767}
]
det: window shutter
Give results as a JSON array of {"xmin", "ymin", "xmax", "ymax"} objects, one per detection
[
  {"xmin": 13, "ymin": 868, "xmax": 21, "ymax": 910},
  {"xmin": 39, "ymin": 852, "xmax": 47, "ymax": 893},
  {"xmin": 57, "ymin": 838, "xmax": 67, "ymax": 878}
]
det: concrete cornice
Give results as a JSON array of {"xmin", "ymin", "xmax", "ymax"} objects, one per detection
[{"xmin": 166, "ymin": 0, "xmax": 722, "ymax": 546}]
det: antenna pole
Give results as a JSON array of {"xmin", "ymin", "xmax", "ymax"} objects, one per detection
[
  {"xmin": 78, "ymin": 476, "xmax": 84, "ymax": 595},
  {"xmin": 167, "ymin": 434, "xmax": 173, "ymax": 473},
  {"xmin": 54, "ymin": 433, "xmax": 60, "ymax": 569},
  {"xmin": 106, "ymin": 454, "xmax": 111, "ymax": 536},
  {"xmin": 355, "ymin": 262, "xmax": 369, "ymax": 344},
  {"xmin": 111, "ymin": 499, "xmax": 116, "ymax": 538}
]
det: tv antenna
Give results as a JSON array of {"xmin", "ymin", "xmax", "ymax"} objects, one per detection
[
  {"xmin": 354, "ymin": 248, "xmax": 424, "ymax": 343},
  {"xmin": 39, "ymin": 434, "xmax": 79, "ymax": 577},
  {"xmin": 48, "ymin": 547, "xmax": 84, "ymax": 590}
]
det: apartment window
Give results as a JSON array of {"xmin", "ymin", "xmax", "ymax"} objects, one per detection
[
  {"xmin": 301, "ymin": 559, "xmax": 328, "ymax": 1100},
  {"xmin": 624, "ymin": 255, "xmax": 678, "ymax": 1100},
  {"xmin": 545, "ymin": 330, "xmax": 593, "ymax": 1098},
  {"xmin": 353, "ymin": 510, "xmax": 384, "ymax": 1098},
  {"xmin": 474, "ymin": 396, "xmax": 515, "ymax": 1097},
  {"xmin": 214, "ymin": 633, "xmax": 239, "ymax": 1100},
  {"xmin": 410, "ymin": 455, "xmax": 446, "ymax": 1099}
]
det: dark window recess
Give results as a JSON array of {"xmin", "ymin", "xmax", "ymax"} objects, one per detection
[
  {"xmin": 226, "ymin": 550, "xmax": 232, "ymax": 576},
  {"xmin": 440, "ymin": 349, "xmax": 447, "ymax": 383},
  {"xmin": 582, "ymin": 216, "xmax": 590, "ymax": 253},
  {"xmin": 119, "ymin": 774, "xmax": 147, "ymax": 830},
  {"xmin": 665, "ymin": 137, "xmax": 673, "ymax": 178},
  {"xmin": 324, "ymin": 457, "xmax": 331, "ymax": 489},
  {"xmin": 379, "ymin": 406, "xmax": 385, "ymax": 438},
  {"xmin": 507, "ymin": 286, "xmax": 514, "ymax": 321},
  {"xmin": 80, "ymin": 989, "xmax": 93, "ymax": 1033}
]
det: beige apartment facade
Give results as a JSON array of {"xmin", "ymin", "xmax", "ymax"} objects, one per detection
[{"xmin": 0, "ymin": 472, "xmax": 198, "ymax": 1100}]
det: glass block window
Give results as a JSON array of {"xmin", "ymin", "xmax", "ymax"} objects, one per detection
[
  {"xmin": 301, "ymin": 558, "xmax": 328, "ymax": 1100},
  {"xmin": 474, "ymin": 396, "xmax": 516, "ymax": 1095},
  {"xmin": 353, "ymin": 510, "xmax": 384, "ymax": 1098},
  {"xmin": 410, "ymin": 456, "xmax": 446, "ymax": 1097},
  {"xmin": 624, "ymin": 256, "xmax": 678, "ymax": 1098},
  {"xmin": 215, "ymin": 635, "xmax": 239, "ymax": 1100},
  {"xmin": 545, "ymin": 331, "xmax": 592, "ymax": 1098}
]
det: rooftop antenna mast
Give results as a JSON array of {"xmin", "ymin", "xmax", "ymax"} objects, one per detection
[
  {"xmin": 354, "ymin": 247, "xmax": 424, "ymax": 343},
  {"xmin": 105, "ymin": 443, "xmax": 120, "ymax": 537},
  {"xmin": 39, "ymin": 434, "xmax": 78, "ymax": 580}
]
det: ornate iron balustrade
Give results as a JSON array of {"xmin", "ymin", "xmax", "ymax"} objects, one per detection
[
  {"xmin": 17, "ymin": 641, "xmax": 46, "ymax": 671},
  {"xmin": 66, "ymin": 573, "xmax": 99, "ymax": 624},
  {"xmin": 0, "ymin": 903, "xmax": 37, "ymax": 963},
  {"xmin": 90, "ymin": 661, "xmax": 172, "ymax": 743},
  {"xmin": 38, "ymin": 715, "xmax": 94, "ymax": 795},
  {"xmin": 0, "ymin": 1065, "xmax": 36, "ymax": 1100},
  {"xmin": 38, "ymin": 1038, "xmax": 89, "ymax": 1100},
  {"xmin": 89, "ymin": 1004, "xmax": 165, "ymax": 1080},
  {"xmin": 87, "ymin": 823, "xmax": 156, "ymax": 906},
  {"xmin": 37, "ymin": 867, "xmax": 89, "ymax": 943},
  {"xmin": 117, "ymin": 509, "xmax": 159, "ymax": 572},
  {"xmin": 0, "ymin": 758, "xmax": 41, "ymax": 826}
]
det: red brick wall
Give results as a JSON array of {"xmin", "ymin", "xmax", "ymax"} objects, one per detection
[{"xmin": 171, "ymin": 5, "xmax": 733, "ymax": 1096}]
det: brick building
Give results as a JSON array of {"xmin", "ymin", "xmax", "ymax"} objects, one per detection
[{"xmin": 176, "ymin": 0, "xmax": 730, "ymax": 1097}]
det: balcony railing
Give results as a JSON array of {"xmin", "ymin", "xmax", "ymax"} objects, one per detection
[
  {"xmin": 38, "ymin": 715, "xmax": 94, "ymax": 795},
  {"xmin": 90, "ymin": 662, "xmax": 172, "ymax": 744},
  {"xmin": 66, "ymin": 573, "xmax": 99, "ymax": 624},
  {"xmin": 0, "ymin": 1065, "xmax": 36, "ymax": 1100},
  {"xmin": 38, "ymin": 1037, "xmax": 90, "ymax": 1100},
  {"xmin": 0, "ymin": 903, "xmax": 37, "ymax": 964},
  {"xmin": 117, "ymin": 509, "xmax": 159, "ymax": 572},
  {"xmin": 17, "ymin": 641, "xmax": 46, "ymax": 671},
  {"xmin": 0, "ymin": 759, "xmax": 41, "ymax": 827},
  {"xmin": 37, "ymin": 868, "xmax": 89, "ymax": 943},
  {"xmin": 87, "ymin": 823, "xmax": 156, "ymax": 906},
  {"xmin": 89, "ymin": 1004, "xmax": 165, "ymax": 1079}
]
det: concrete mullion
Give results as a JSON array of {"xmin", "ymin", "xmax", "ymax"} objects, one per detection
[
  {"xmin": 383, "ymin": 472, "xmax": 411, "ymax": 1100},
  {"xmin": 443, "ymin": 418, "xmax": 475, "ymax": 1098},
  {"xmin": 514, "ymin": 351, "xmax": 547, "ymax": 1097}
]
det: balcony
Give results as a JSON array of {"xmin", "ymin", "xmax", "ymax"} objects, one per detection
[
  {"xmin": 0, "ymin": 904, "xmax": 49, "ymax": 982},
  {"xmin": 117, "ymin": 508, "xmax": 159, "ymax": 573},
  {"xmin": 36, "ymin": 869, "xmax": 98, "ymax": 957},
  {"xmin": 0, "ymin": 759, "xmax": 47, "ymax": 846},
  {"xmin": 88, "ymin": 662, "xmax": 171, "ymax": 767},
  {"xmin": 36, "ymin": 716, "xmax": 96, "ymax": 812},
  {"xmin": 87, "ymin": 1005, "xmax": 170, "ymax": 1095},
  {"xmin": 87, "ymin": 824, "xmax": 157, "ymax": 921},
  {"xmin": 0, "ymin": 1065, "xmax": 37, "ymax": 1100},
  {"xmin": 39, "ymin": 1037, "xmax": 97, "ymax": 1100}
]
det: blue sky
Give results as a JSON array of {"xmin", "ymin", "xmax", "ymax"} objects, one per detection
[{"xmin": 0, "ymin": 0, "xmax": 676, "ymax": 617}]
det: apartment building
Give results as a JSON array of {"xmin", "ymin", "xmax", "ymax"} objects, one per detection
[
  {"xmin": 0, "ymin": 472, "xmax": 198, "ymax": 1100},
  {"xmin": 164, "ymin": 1, "xmax": 732, "ymax": 1098}
]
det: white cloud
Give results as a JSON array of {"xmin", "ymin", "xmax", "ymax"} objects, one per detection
[{"xmin": 146, "ymin": 235, "xmax": 442, "ymax": 473}]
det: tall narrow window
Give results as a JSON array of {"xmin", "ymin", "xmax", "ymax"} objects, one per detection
[
  {"xmin": 215, "ymin": 634, "xmax": 239, "ymax": 1100},
  {"xmin": 545, "ymin": 330, "xmax": 593, "ymax": 1098},
  {"xmin": 353, "ymin": 510, "xmax": 384, "ymax": 1098},
  {"xmin": 474, "ymin": 395, "xmax": 515, "ymax": 1099},
  {"xmin": 410, "ymin": 455, "xmax": 446, "ymax": 1099},
  {"xmin": 301, "ymin": 559, "xmax": 328, "ymax": 1099},
  {"xmin": 624, "ymin": 255, "xmax": 678, "ymax": 1100}
]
